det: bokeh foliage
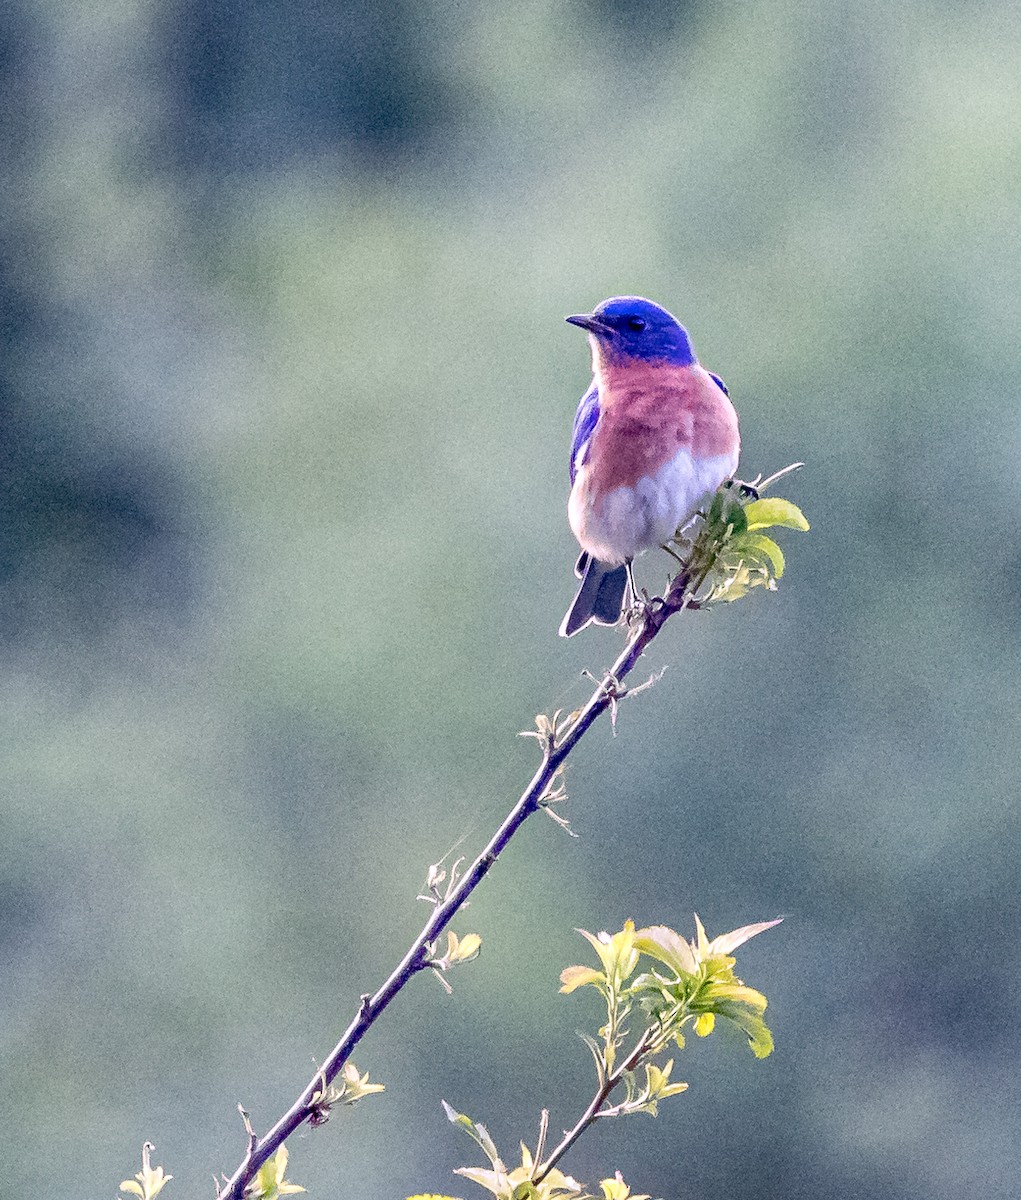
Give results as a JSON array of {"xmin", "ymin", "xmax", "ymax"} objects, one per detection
[{"xmin": 2, "ymin": 2, "xmax": 1020, "ymax": 1198}]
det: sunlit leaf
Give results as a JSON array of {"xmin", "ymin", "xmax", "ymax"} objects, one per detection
[
  {"xmin": 633, "ymin": 925, "xmax": 697, "ymax": 976},
  {"xmin": 454, "ymin": 1167, "xmax": 509, "ymax": 1196},
  {"xmin": 443, "ymin": 1102, "xmax": 502, "ymax": 1164},
  {"xmin": 251, "ymin": 1146, "xmax": 305, "ymax": 1199},
  {"xmin": 452, "ymin": 932, "xmax": 482, "ymax": 962},
  {"xmin": 708, "ymin": 918, "xmax": 783, "ymax": 956},
  {"xmin": 707, "ymin": 981, "xmax": 768, "ymax": 1012},
  {"xmin": 710, "ymin": 997, "xmax": 775, "ymax": 1058},
  {"xmin": 693, "ymin": 914, "xmax": 711, "ymax": 958},
  {"xmin": 119, "ymin": 1144, "xmax": 172, "ymax": 1200},
  {"xmin": 576, "ymin": 924, "xmax": 637, "ymax": 982},
  {"xmin": 599, "ymin": 1173, "xmax": 651, "ymax": 1200},
  {"xmin": 559, "ymin": 965, "xmax": 605, "ymax": 994},
  {"xmin": 743, "ymin": 498, "xmax": 810, "ymax": 532},
  {"xmin": 730, "ymin": 532, "xmax": 785, "ymax": 577}
]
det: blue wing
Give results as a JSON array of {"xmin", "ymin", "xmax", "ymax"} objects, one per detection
[
  {"xmin": 569, "ymin": 380, "xmax": 600, "ymax": 484},
  {"xmin": 709, "ymin": 371, "xmax": 729, "ymax": 396}
]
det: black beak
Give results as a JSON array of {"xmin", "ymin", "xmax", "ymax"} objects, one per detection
[{"xmin": 566, "ymin": 312, "xmax": 613, "ymax": 335}]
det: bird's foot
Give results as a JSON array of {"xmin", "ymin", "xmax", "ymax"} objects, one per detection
[{"xmin": 624, "ymin": 589, "xmax": 665, "ymax": 628}]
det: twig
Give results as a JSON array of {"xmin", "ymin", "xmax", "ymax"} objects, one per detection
[
  {"xmin": 216, "ymin": 555, "xmax": 706, "ymax": 1199},
  {"xmin": 533, "ymin": 1031, "xmax": 656, "ymax": 1184}
]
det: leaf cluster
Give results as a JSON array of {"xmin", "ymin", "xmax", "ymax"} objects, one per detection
[
  {"xmin": 669, "ymin": 470, "xmax": 809, "ymax": 607},
  {"xmin": 561, "ymin": 916, "xmax": 780, "ymax": 1101},
  {"xmin": 443, "ymin": 915, "xmax": 779, "ymax": 1200},
  {"xmin": 307, "ymin": 1062, "xmax": 386, "ymax": 1128}
]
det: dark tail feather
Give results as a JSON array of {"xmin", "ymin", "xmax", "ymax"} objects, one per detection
[{"xmin": 559, "ymin": 557, "xmax": 628, "ymax": 637}]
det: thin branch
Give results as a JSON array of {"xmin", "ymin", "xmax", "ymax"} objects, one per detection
[
  {"xmin": 217, "ymin": 555, "xmax": 706, "ymax": 1200},
  {"xmin": 533, "ymin": 1031, "xmax": 656, "ymax": 1185}
]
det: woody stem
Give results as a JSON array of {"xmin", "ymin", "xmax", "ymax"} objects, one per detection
[
  {"xmin": 533, "ymin": 1030, "xmax": 657, "ymax": 1185},
  {"xmin": 217, "ymin": 558, "xmax": 708, "ymax": 1199}
]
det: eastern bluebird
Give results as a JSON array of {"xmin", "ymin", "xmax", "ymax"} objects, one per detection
[{"xmin": 559, "ymin": 296, "xmax": 740, "ymax": 637}]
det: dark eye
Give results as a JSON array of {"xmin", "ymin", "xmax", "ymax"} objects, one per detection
[{"xmin": 627, "ymin": 316, "xmax": 646, "ymax": 332}]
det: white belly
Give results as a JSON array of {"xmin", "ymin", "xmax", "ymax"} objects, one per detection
[{"xmin": 569, "ymin": 447, "xmax": 738, "ymax": 565}]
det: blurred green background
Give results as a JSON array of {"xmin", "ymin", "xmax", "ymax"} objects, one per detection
[{"xmin": 3, "ymin": 1, "xmax": 1019, "ymax": 1197}]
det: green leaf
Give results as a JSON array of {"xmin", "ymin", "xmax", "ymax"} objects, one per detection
[
  {"xmin": 119, "ymin": 1145, "xmax": 173, "ymax": 1200},
  {"xmin": 708, "ymin": 918, "xmax": 783, "ymax": 956},
  {"xmin": 743, "ymin": 498, "xmax": 810, "ymax": 532},
  {"xmin": 450, "ymin": 931, "xmax": 483, "ymax": 963},
  {"xmin": 705, "ymin": 484, "xmax": 746, "ymax": 530},
  {"xmin": 730, "ymin": 533, "xmax": 785, "ymax": 577},
  {"xmin": 724, "ymin": 499, "xmax": 748, "ymax": 535},
  {"xmin": 251, "ymin": 1146, "xmax": 305, "ymax": 1199},
  {"xmin": 576, "ymin": 924, "xmax": 638, "ymax": 983},
  {"xmin": 643, "ymin": 1058, "xmax": 688, "ymax": 1103},
  {"xmin": 705, "ymin": 487, "xmax": 726, "ymax": 526},
  {"xmin": 710, "ymin": 998, "xmax": 775, "ymax": 1059},
  {"xmin": 599, "ymin": 1175, "xmax": 651, "ymax": 1200},
  {"xmin": 442, "ymin": 1102, "xmax": 502, "ymax": 1165},
  {"xmin": 337, "ymin": 1061, "xmax": 385, "ymax": 1103},
  {"xmin": 633, "ymin": 926, "xmax": 697, "ymax": 977},
  {"xmin": 454, "ymin": 1167, "xmax": 508, "ymax": 1197},
  {"xmin": 707, "ymin": 982, "xmax": 768, "ymax": 1013},
  {"xmin": 559, "ymin": 965, "xmax": 605, "ymax": 994},
  {"xmin": 747, "ymin": 1022, "xmax": 775, "ymax": 1059}
]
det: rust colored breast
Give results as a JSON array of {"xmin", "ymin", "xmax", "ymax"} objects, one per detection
[{"xmin": 587, "ymin": 362, "xmax": 738, "ymax": 495}]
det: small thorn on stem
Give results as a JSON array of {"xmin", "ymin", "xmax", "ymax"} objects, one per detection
[
  {"xmin": 582, "ymin": 670, "xmax": 628, "ymax": 734},
  {"xmin": 431, "ymin": 966, "xmax": 454, "ymax": 994},
  {"xmin": 237, "ymin": 1104, "xmax": 257, "ymax": 1160}
]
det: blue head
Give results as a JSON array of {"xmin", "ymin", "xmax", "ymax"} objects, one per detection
[{"xmin": 566, "ymin": 296, "xmax": 696, "ymax": 367}]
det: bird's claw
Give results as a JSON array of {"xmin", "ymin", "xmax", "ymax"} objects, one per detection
[{"xmin": 624, "ymin": 589, "xmax": 665, "ymax": 627}]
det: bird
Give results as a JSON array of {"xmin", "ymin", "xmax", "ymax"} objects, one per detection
[{"xmin": 559, "ymin": 296, "xmax": 740, "ymax": 637}]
